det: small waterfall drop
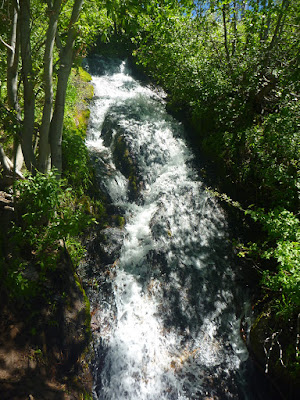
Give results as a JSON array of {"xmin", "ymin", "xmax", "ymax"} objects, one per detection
[{"xmin": 83, "ymin": 56, "xmax": 268, "ymax": 400}]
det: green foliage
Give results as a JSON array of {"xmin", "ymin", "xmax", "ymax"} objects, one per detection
[
  {"xmin": 3, "ymin": 260, "xmax": 38, "ymax": 301},
  {"xmin": 76, "ymin": 6, "xmax": 113, "ymax": 55},
  {"xmin": 132, "ymin": 1, "xmax": 300, "ymax": 326},
  {"xmin": 209, "ymin": 187, "xmax": 300, "ymax": 318},
  {"xmin": 1, "ymin": 56, "xmax": 102, "ymax": 304},
  {"xmin": 15, "ymin": 170, "xmax": 62, "ymax": 227},
  {"xmin": 0, "ymin": 105, "xmax": 22, "ymax": 157},
  {"xmin": 222, "ymin": 98, "xmax": 300, "ymax": 208},
  {"xmin": 0, "ymin": 0, "xmax": 113, "ymax": 177},
  {"xmin": 12, "ymin": 170, "xmax": 94, "ymax": 272},
  {"xmin": 244, "ymin": 207, "xmax": 300, "ymax": 316},
  {"xmin": 133, "ymin": 0, "xmax": 299, "ymax": 210},
  {"xmin": 62, "ymin": 129, "xmax": 92, "ymax": 194},
  {"xmin": 62, "ymin": 68, "xmax": 94, "ymax": 193}
]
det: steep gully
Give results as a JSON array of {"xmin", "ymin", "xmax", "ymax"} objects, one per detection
[{"xmin": 81, "ymin": 56, "xmax": 279, "ymax": 400}]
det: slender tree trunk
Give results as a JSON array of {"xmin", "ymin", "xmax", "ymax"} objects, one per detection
[
  {"xmin": 6, "ymin": 1, "xmax": 24, "ymax": 172},
  {"xmin": 49, "ymin": 61, "xmax": 69, "ymax": 175},
  {"xmin": 221, "ymin": 3, "xmax": 234, "ymax": 77},
  {"xmin": 7, "ymin": 4, "xmax": 20, "ymax": 115},
  {"xmin": 222, "ymin": 5, "xmax": 230, "ymax": 64},
  {"xmin": 49, "ymin": 0, "xmax": 84, "ymax": 176},
  {"xmin": 260, "ymin": 0, "xmax": 290, "ymax": 72},
  {"xmin": 232, "ymin": 0, "xmax": 237, "ymax": 56},
  {"xmin": 240, "ymin": 0, "xmax": 246, "ymax": 19},
  {"xmin": 263, "ymin": 13, "xmax": 272, "ymax": 43},
  {"xmin": 19, "ymin": 0, "xmax": 36, "ymax": 172},
  {"xmin": 268, "ymin": 0, "xmax": 289, "ymax": 52},
  {"xmin": 259, "ymin": 0, "xmax": 267, "ymax": 42},
  {"xmin": 38, "ymin": 0, "xmax": 62, "ymax": 173}
]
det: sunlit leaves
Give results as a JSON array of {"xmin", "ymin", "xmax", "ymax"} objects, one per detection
[
  {"xmin": 242, "ymin": 206, "xmax": 300, "ymax": 313},
  {"xmin": 132, "ymin": 0, "xmax": 300, "ymax": 323},
  {"xmin": 13, "ymin": 170, "xmax": 94, "ymax": 270}
]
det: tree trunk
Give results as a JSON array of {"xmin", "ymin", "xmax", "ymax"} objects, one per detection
[
  {"xmin": 222, "ymin": 5, "xmax": 230, "ymax": 64},
  {"xmin": 49, "ymin": 0, "xmax": 84, "ymax": 177},
  {"xmin": 38, "ymin": 0, "xmax": 62, "ymax": 173},
  {"xmin": 231, "ymin": 0, "xmax": 237, "ymax": 56},
  {"xmin": 6, "ymin": 1, "xmax": 24, "ymax": 172},
  {"xmin": 19, "ymin": 0, "xmax": 36, "ymax": 172},
  {"xmin": 7, "ymin": 3, "xmax": 20, "ymax": 116},
  {"xmin": 267, "ymin": 0, "xmax": 289, "ymax": 52}
]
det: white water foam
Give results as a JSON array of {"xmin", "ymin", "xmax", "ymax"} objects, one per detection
[{"xmin": 86, "ymin": 57, "xmax": 250, "ymax": 400}]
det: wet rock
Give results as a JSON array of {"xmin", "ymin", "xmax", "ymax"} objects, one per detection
[
  {"xmin": 101, "ymin": 111, "xmax": 143, "ymax": 201},
  {"xmin": 100, "ymin": 112, "xmax": 117, "ymax": 147},
  {"xmin": 149, "ymin": 203, "xmax": 171, "ymax": 239},
  {"xmin": 84, "ymin": 55, "xmax": 123, "ymax": 76},
  {"xmin": 84, "ymin": 226, "xmax": 125, "ymax": 270}
]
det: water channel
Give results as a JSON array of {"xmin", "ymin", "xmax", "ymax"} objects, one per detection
[{"xmin": 83, "ymin": 55, "xmax": 275, "ymax": 400}]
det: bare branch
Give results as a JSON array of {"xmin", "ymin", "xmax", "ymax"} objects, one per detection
[
  {"xmin": 0, "ymin": 36, "xmax": 14, "ymax": 53},
  {"xmin": 0, "ymin": 144, "xmax": 13, "ymax": 173},
  {"xmin": 0, "ymin": 144, "xmax": 24, "ymax": 180}
]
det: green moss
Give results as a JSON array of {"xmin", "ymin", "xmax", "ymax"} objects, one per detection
[
  {"xmin": 117, "ymin": 215, "xmax": 125, "ymax": 228},
  {"xmin": 82, "ymin": 392, "xmax": 93, "ymax": 400},
  {"xmin": 74, "ymin": 274, "xmax": 91, "ymax": 340},
  {"xmin": 128, "ymin": 173, "xmax": 138, "ymax": 196},
  {"xmin": 78, "ymin": 66, "xmax": 92, "ymax": 83},
  {"xmin": 77, "ymin": 109, "xmax": 91, "ymax": 132},
  {"xmin": 111, "ymin": 215, "xmax": 126, "ymax": 228},
  {"xmin": 65, "ymin": 66, "xmax": 94, "ymax": 139}
]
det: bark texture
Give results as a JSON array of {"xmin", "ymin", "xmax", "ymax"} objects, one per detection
[
  {"xmin": 50, "ymin": 0, "xmax": 84, "ymax": 176},
  {"xmin": 19, "ymin": 0, "xmax": 36, "ymax": 172},
  {"xmin": 38, "ymin": 0, "xmax": 62, "ymax": 173}
]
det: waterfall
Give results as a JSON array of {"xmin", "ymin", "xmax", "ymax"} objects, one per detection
[{"xmin": 83, "ymin": 55, "xmax": 272, "ymax": 400}]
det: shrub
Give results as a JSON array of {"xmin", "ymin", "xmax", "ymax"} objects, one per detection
[
  {"xmin": 242, "ymin": 207, "xmax": 300, "ymax": 317},
  {"xmin": 12, "ymin": 170, "xmax": 95, "ymax": 272}
]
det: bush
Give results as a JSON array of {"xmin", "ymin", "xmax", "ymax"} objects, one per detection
[
  {"xmin": 62, "ymin": 130, "xmax": 92, "ymax": 194},
  {"xmin": 243, "ymin": 207, "xmax": 300, "ymax": 317},
  {"xmin": 12, "ymin": 170, "xmax": 95, "ymax": 272},
  {"xmin": 62, "ymin": 66, "xmax": 94, "ymax": 194}
]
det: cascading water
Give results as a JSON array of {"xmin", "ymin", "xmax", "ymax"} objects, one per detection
[{"xmin": 83, "ymin": 56, "xmax": 271, "ymax": 400}]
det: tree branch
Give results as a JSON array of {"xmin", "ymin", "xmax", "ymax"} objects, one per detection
[
  {"xmin": 0, "ymin": 36, "xmax": 14, "ymax": 53},
  {"xmin": 0, "ymin": 144, "xmax": 13, "ymax": 173},
  {"xmin": 0, "ymin": 144, "xmax": 24, "ymax": 180}
]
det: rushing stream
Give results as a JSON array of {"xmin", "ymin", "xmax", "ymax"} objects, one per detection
[{"xmin": 83, "ymin": 56, "xmax": 273, "ymax": 400}]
